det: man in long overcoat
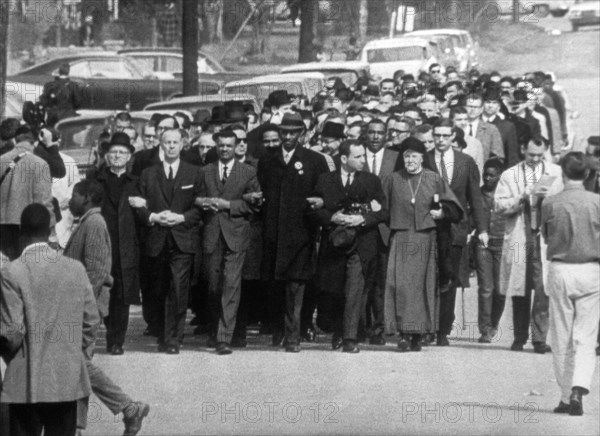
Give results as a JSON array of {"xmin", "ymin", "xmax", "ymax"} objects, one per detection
[{"xmin": 257, "ymin": 113, "xmax": 330, "ymax": 352}]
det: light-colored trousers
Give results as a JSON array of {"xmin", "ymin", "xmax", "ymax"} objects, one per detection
[{"xmin": 547, "ymin": 261, "xmax": 600, "ymax": 403}]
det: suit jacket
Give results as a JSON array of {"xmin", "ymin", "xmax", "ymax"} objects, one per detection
[
  {"xmin": 138, "ymin": 160, "xmax": 203, "ymax": 257},
  {"xmin": 131, "ymin": 147, "xmax": 161, "ymax": 177},
  {"xmin": 0, "ymin": 244, "xmax": 99, "ymax": 403},
  {"xmin": 258, "ymin": 146, "xmax": 330, "ymax": 281},
  {"xmin": 365, "ymin": 147, "xmax": 399, "ymax": 246},
  {"xmin": 63, "ymin": 207, "xmax": 113, "ymax": 317},
  {"xmin": 425, "ymin": 149, "xmax": 487, "ymax": 245},
  {"xmin": 508, "ymin": 111, "xmax": 542, "ymax": 149},
  {"xmin": 476, "ymin": 120, "xmax": 504, "ymax": 161},
  {"xmin": 488, "ymin": 116, "xmax": 520, "ymax": 168},
  {"xmin": 199, "ymin": 160, "xmax": 261, "ymax": 254},
  {"xmin": 311, "ymin": 170, "xmax": 388, "ymax": 295}
]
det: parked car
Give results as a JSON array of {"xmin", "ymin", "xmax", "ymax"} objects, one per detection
[
  {"xmin": 360, "ymin": 37, "xmax": 439, "ymax": 80},
  {"xmin": 8, "ymin": 53, "xmax": 221, "ymax": 112},
  {"xmin": 55, "ymin": 111, "xmax": 153, "ymax": 171},
  {"xmin": 495, "ymin": 1, "xmax": 574, "ymax": 17},
  {"xmin": 406, "ymin": 29, "xmax": 478, "ymax": 73},
  {"xmin": 144, "ymin": 93, "xmax": 260, "ymax": 114},
  {"xmin": 224, "ymin": 73, "xmax": 325, "ymax": 102},
  {"xmin": 280, "ymin": 61, "xmax": 371, "ymax": 87},
  {"xmin": 117, "ymin": 47, "xmax": 254, "ymax": 82},
  {"xmin": 568, "ymin": 0, "xmax": 600, "ymax": 31}
]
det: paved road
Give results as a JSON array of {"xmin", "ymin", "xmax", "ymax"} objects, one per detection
[{"xmin": 82, "ymin": 16, "xmax": 600, "ymax": 436}]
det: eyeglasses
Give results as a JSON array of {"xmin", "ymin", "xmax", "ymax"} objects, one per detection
[
  {"xmin": 144, "ymin": 134, "xmax": 156, "ymax": 139},
  {"xmin": 388, "ymin": 128, "xmax": 409, "ymax": 136},
  {"xmin": 433, "ymin": 133, "xmax": 453, "ymax": 138},
  {"xmin": 108, "ymin": 150, "xmax": 131, "ymax": 155}
]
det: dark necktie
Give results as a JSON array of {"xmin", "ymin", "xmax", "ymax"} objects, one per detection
[
  {"xmin": 371, "ymin": 154, "xmax": 377, "ymax": 176},
  {"xmin": 222, "ymin": 166, "xmax": 228, "ymax": 184},
  {"xmin": 344, "ymin": 173, "xmax": 351, "ymax": 189},
  {"xmin": 530, "ymin": 166, "xmax": 540, "ymax": 231},
  {"xmin": 440, "ymin": 152, "xmax": 449, "ymax": 184},
  {"xmin": 168, "ymin": 165, "xmax": 173, "ymax": 181},
  {"xmin": 469, "ymin": 123, "xmax": 474, "ymax": 137}
]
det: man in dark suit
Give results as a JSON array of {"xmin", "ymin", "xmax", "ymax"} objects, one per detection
[
  {"xmin": 312, "ymin": 140, "xmax": 388, "ymax": 353},
  {"xmin": 426, "ymin": 118, "xmax": 488, "ymax": 346},
  {"xmin": 39, "ymin": 63, "xmax": 82, "ymax": 127},
  {"xmin": 465, "ymin": 93, "xmax": 505, "ymax": 162},
  {"xmin": 362, "ymin": 118, "xmax": 400, "ymax": 345},
  {"xmin": 196, "ymin": 130, "xmax": 261, "ymax": 355},
  {"xmin": 482, "ymin": 88, "xmax": 520, "ymax": 168},
  {"xmin": 131, "ymin": 116, "xmax": 179, "ymax": 177},
  {"xmin": 257, "ymin": 112, "xmax": 330, "ymax": 352},
  {"xmin": 137, "ymin": 128, "xmax": 202, "ymax": 354}
]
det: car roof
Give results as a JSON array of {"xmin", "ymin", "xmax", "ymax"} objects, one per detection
[
  {"xmin": 363, "ymin": 37, "xmax": 433, "ymax": 49},
  {"xmin": 56, "ymin": 111, "xmax": 154, "ymax": 126},
  {"xmin": 224, "ymin": 73, "xmax": 324, "ymax": 87},
  {"xmin": 17, "ymin": 52, "xmax": 119, "ymax": 73},
  {"xmin": 143, "ymin": 93, "xmax": 258, "ymax": 110},
  {"xmin": 281, "ymin": 61, "xmax": 370, "ymax": 73},
  {"xmin": 409, "ymin": 29, "xmax": 470, "ymax": 36}
]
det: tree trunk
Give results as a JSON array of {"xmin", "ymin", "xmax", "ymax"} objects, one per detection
[
  {"xmin": 298, "ymin": 0, "xmax": 316, "ymax": 63},
  {"xmin": 182, "ymin": 0, "xmax": 199, "ymax": 96},
  {"xmin": 0, "ymin": 1, "xmax": 8, "ymax": 119},
  {"xmin": 358, "ymin": 0, "xmax": 368, "ymax": 42}
]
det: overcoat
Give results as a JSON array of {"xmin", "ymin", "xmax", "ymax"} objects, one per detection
[
  {"xmin": 258, "ymin": 146, "xmax": 330, "ymax": 281},
  {"xmin": 494, "ymin": 160, "xmax": 563, "ymax": 297},
  {"xmin": 89, "ymin": 167, "xmax": 141, "ymax": 305}
]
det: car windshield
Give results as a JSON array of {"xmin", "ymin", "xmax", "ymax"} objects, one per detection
[
  {"xmin": 366, "ymin": 46, "xmax": 425, "ymax": 63},
  {"xmin": 225, "ymin": 82, "xmax": 304, "ymax": 100},
  {"xmin": 86, "ymin": 59, "xmax": 145, "ymax": 79}
]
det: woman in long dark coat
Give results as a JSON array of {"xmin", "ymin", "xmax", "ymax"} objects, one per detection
[{"xmin": 383, "ymin": 138, "xmax": 463, "ymax": 351}]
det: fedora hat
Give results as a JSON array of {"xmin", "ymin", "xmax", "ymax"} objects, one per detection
[
  {"xmin": 321, "ymin": 122, "xmax": 346, "ymax": 140},
  {"xmin": 268, "ymin": 90, "xmax": 291, "ymax": 108},
  {"xmin": 224, "ymin": 101, "xmax": 247, "ymax": 124},
  {"xmin": 278, "ymin": 112, "xmax": 305, "ymax": 131},
  {"xmin": 208, "ymin": 105, "xmax": 228, "ymax": 124}
]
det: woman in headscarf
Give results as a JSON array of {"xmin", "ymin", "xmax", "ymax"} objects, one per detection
[{"xmin": 383, "ymin": 137, "xmax": 463, "ymax": 351}]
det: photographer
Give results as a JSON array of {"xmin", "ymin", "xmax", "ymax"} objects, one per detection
[{"xmin": 40, "ymin": 63, "xmax": 82, "ymax": 127}]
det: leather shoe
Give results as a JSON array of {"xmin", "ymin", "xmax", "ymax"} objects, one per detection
[
  {"xmin": 436, "ymin": 334, "xmax": 450, "ymax": 346},
  {"xmin": 166, "ymin": 346, "xmax": 179, "ymax": 355},
  {"xmin": 231, "ymin": 338, "xmax": 247, "ymax": 348},
  {"xmin": 369, "ymin": 335, "xmax": 386, "ymax": 346},
  {"xmin": 553, "ymin": 401, "xmax": 570, "ymax": 414},
  {"xmin": 123, "ymin": 402, "xmax": 150, "ymax": 436},
  {"xmin": 410, "ymin": 335, "xmax": 422, "ymax": 352},
  {"xmin": 397, "ymin": 338, "xmax": 410, "ymax": 352},
  {"xmin": 216, "ymin": 343, "xmax": 233, "ymax": 355},
  {"xmin": 533, "ymin": 342, "xmax": 551, "ymax": 354},
  {"xmin": 510, "ymin": 342, "xmax": 524, "ymax": 351},
  {"xmin": 331, "ymin": 335, "xmax": 343, "ymax": 350},
  {"xmin": 110, "ymin": 345, "xmax": 124, "ymax": 355},
  {"xmin": 342, "ymin": 343, "xmax": 360, "ymax": 354},
  {"xmin": 569, "ymin": 387, "xmax": 586, "ymax": 416},
  {"xmin": 285, "ymin": 344, "xmax": 301, "ymax": 353}
]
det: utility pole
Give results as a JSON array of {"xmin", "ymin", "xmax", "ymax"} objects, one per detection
[
  {"xmin": 0, "ymin": 1, "xmax": 8, "ymax": 118},
  {"xmin": 298, "ymin": 0, "xmax": 316, "ymax": 63},
  {"xmin": 182, "ymin": 0, "xmax": 199, "ymax": 96}
]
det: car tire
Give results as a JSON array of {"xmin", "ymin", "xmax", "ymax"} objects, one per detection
[
  {"xmin": 571, "ymin": 22, "xmax": 579, "ymax": 32},
  {"xmin": 550, "ymin": 10, "xmax": 567, "ymax": 18}
]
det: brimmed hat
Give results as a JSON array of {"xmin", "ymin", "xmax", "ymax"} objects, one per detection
[
  {"xmin": 321, "ymin": 122, "xmax": 346, "ymax": 140},
  {"xmin": 103, "ymin": 132, "xmax": 135, "ymax": 154},
  {"xmin": 483, "ymin": 87, "xmax": 502, "ymax": 102},
  {"xmin": 268, "ymin": 90, "xmax": 291, "ymax": 108},
  {"xmin": 588, "ymin": 136, "xmax": 600, "ymax": 147},
  {"xmin": 191, "ymin": 109, "xmax": 211, "ymax": 125},
  {"xmin": 208, "ymin": 105, "xmax": 228, "ymax": 124},
  {"xmin": 399, "ymin": 137, "xmax": 426, "ymax": 155},
  {"xmin": 224, "ymin": 101, "xmax": 247, "ymax": 124},
  {"xmin": 278, "ymin": 112, "xmax": 305, "ymax": 131}
]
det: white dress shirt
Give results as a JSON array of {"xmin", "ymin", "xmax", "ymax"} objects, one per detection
[
  {"xmin": 218, "ymin": 159, "xmax": 235, "ymax": 181},
  {"xmin": 282, "ymin": 148, "xmax": 296, "ymax": 165},
  {"xmin": 162, "ymin": 159, "xmax": 180, "ymax": 179},
  {"xmin": 340, "ymin": 168, "xmax": 354, "ymax": 187},
  {"xmin": 434, "ymin": 147, "xmax": 455, "ymax": 184},
  {"xmin": 365, "ymin": 148, "xmax": 384, "ymax": 176}
]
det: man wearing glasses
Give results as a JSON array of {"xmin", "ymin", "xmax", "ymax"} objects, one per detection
[
  {"xmin": 429, "ymin": 63, "xmax": 445, "ymax": 86},
  {"xmin": 386, "ymin": 116, "xmax": 414, "ymax": 152},
  {"xmin": 142, "ymin": 124, "xmax": 158, "ymax": 150},
  {"xmin": 426, "ymin": 118, "xmax": 487, "ymax": 347}
]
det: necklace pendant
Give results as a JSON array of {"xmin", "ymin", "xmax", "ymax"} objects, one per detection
[{"xmin": 411, "ymin": 198, "xmax": 415, "ymax": 205}]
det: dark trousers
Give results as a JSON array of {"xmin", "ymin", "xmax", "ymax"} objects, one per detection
[
  {"xmin": 205, "ymin": 235, "xmax": 245, "ymax": 344},
  {"xmin": 140, "ymin": 253, "xmax": 159, "ymax": 334},
  {"xmin": 438, "ymin": 245, "xmax": 464, "ymax": 337},
  {"xmin": 0, "ymin": 224, "xmax": 20, "ymax": 260},
  {"xmin": 475, "ymin": 244, "xmax": 506, "ymax": 335},
  {"xmin": 105, "ymin": 275, "xmax": 130, "ymax": 348},
  {"xmin": 512, "ymin": 236, "xmax": 549, "ymax": 345},
  {"xmin": 267, "ymin": 280, "xmax": 306, "ymax": 345},
  {"xmin": 10, "ymin": 401, "xmax": 77, "ymax": 436},
  {"xmin": 333, "ymin": 252, "xmax": 367, "ymax": 342},
  {"xmin": 150, "ymin": 236, "xmax": 194, "ymax": 348},
  {"xmin": 361, "ymin": 247, "xmax": 386, "ymax": 338},
  {"xmin": 300, "ymin": 280, "xmax": 318, "ymax": 333}
]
